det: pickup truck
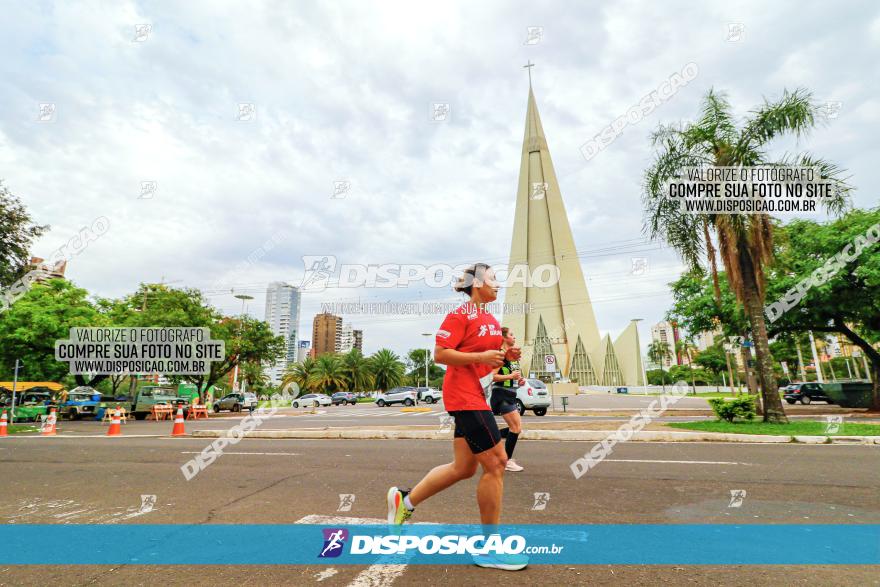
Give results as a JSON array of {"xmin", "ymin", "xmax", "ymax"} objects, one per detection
[
  {"xmin": 2, "ymin": 390, "xmax": 56, "ymax": 422},
  {"xmin": 60, "ymin": 386, "xmax": 103, "ymax": 420}
]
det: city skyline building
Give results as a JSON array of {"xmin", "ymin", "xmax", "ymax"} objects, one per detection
[{"xmin": 264, "ymin": 281, "xmax": 301, "ymax": 384}]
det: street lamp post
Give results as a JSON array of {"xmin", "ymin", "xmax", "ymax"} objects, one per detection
[
  {"xmin": 421, "ymin": 333, "xmax": 433, "ymax": 388},
  {"xmin": 232, "ymin": 294, "xmax": 254, "ymax": 393},
  {"xmin": 10, "ymin": 359, "xmax": 21, "ymax": 422},
  {"xmin": 632, "ymin": 319, "xmax": 649, "ymax": 394}
]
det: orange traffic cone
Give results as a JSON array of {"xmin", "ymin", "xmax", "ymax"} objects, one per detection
[
  {"xmin": 107, "ymin": 408, "xmax": 122, "ymax": 436},
  {"xmin": 41, "ymin": 407, "xmax": 58, "ymax": 436},
  {"xmin": 0, "ymin": 410, "xmax": 8, "ymax": 437},
  {"xmin": 171, "ymin": 407, "xmax": 186, "ymax": 436}
]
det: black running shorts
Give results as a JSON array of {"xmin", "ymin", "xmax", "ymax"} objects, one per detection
[
  {"xmin": 489, "ymin": 386, "xmax": 519, "ymax": 416},
  {"xmin": 448, "ymin": 410, "xmax": 501, "ymax": 454}
]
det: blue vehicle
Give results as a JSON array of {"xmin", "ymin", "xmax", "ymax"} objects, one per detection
[{"xmin": 60, "ymin": 386, "xmax": 103, "ymax": 420}]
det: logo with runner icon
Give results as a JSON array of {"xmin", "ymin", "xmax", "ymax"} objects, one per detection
[{"xmin": 318, "ymin": 528, "xmax": 349, "ymax": 558}]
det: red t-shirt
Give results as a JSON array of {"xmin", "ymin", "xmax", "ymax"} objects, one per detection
[{"xmin": 435, "ymin": 303, "xmax": 503, "ymax": 411}]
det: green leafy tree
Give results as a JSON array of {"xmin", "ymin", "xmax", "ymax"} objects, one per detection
[
  {"xmin": 111, "ymin": 284, "xmax": 221, "ymax": 399},
  {"xmin": 764, "ymin": 208, "xmax": 880, "ymax": 408},
  {"xmin": 114, "ymin": 284, "xmax": 216, "ymax": 328},
  {"xmin": 405, "ymin": 348, "xmax": 443, "ymax": 387},
  {"xmin": 644, "ymin": 88, "xmax": 852, "ymax": 421},
  {"xmin": 0, "ymin": 181, "xmax": 48, "ymax": 287},
  {"xmin": 667, "ymin": 271, "xmax": 760, "ymax": 397},
  {"xmin": 0, "ymin": 280, "xmax": 101, "ymax": 383},
  {"xmin": 368, "ymin": 348, "xmax": 405, "ymax": 392},
  {"xmin": 646, "ymin": 368, "xmax": 672, "ymax": 386},
  {"xmin": 183, "ymin": 316, "xmax": 285, "ymax": 403},
  {"xmin": 694, "ymin": 343, "xmax": 729, "ymax": 390},
  {"xmin": 239, "ymin": 360, "xmax": 270, "ymax": 395}
]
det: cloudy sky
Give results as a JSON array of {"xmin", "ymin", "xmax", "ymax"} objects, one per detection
[{"xmin": 2, "ymin": 0, "xmax": 878, "ymax": 357}]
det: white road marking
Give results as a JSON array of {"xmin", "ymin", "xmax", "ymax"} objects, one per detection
[
  {"xmin": 179, "ymin": 451, "xmax": 300, "ymax": 456},
  {"xmin": 314, "ymin": 568, "xmax": 339, "ymax": 582},
  {"xmin": 6, "ymin": 434, "xmax": 166, "ymax": 439},
  {"xmin": 347, "ymin": 564, "xmax": 408, "ymax": 587},
  {"xmin": 296, "ymin": 514, "xmax": 433, "ymax": 586},
  {"xmin": 1, "ymin": 497, "xmax": 159, "ymax": 524},
  {"xmin": 603, "ymin": 459, "xmax": 747, "ymax": 465}
]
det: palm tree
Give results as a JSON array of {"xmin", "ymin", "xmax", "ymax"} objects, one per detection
[
  {"xmin": 308, "ymin": 354, "xmax": 349, "ymax": 394},
  {"xmin": 239, "ymin": 361, "xmax": 268, "ymax": 393},
  {"xmin": 368, "ymin": 348, "xmax": 405, "ymax": 392},
  {"xmin": 644, "ymin": 88, "xmax": 851, "ymax": 422},
  {"xmin": 341, "ymin": 349, "xmax": 373, "ymax": 393},
  {"xmin": 281, "ymin": 357, "xmax": 316, "ymax": 396},
  {"xmin": 647, "ymin": 340, "xmax": 673, "ymax": 392},
  {"xmin": 676, "ymin": 339, "xmax": 698, "ymax": 394}
]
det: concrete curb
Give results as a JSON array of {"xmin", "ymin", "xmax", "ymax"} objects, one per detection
[{"xmin": 190, "ymin": 429, "xmax": 880, "ymax": 444}]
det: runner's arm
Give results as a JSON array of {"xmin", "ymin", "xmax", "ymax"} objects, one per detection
[
  {"xmin": 435, "ymin": 345, "xmax": 504, "ymax": 367},
  {"xmin": 493, "ymin": 369, "xmax": 520, "ymax": 382}
]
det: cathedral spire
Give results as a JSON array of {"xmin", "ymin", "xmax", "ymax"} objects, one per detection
[{"xmin": 502, "ymin": 76, "xmax": 604, "ymax": 380}]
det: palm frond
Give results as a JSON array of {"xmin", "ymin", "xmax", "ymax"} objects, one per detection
[
  {"xmin": 735, "ymin": 88, "xmax": 815, "ymax": 157},
  {"xmin": 689, "ymin": 89, "xmax": 738, "ymax": 150},
  {"xmin": 776, "ymin": 152, "xmax": 854, "ymax": 217}
]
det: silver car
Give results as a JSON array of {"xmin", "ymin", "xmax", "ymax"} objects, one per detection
[
  {"xmin": 515, "ymin": 379, "xmax": 551, "ymax": 416},
  {"xmin": 213, "ymin": 392, "xmax": 258, "ymax": 413},
  {"xmin": 375, "ymin": 387, "xmax": 417, "ymax": 407},
  {"xmin": 292, "ymin": 393, "xmax": 332, "ymax": 408}
]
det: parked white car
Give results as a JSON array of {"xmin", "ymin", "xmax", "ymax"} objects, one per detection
[
  {"xmin": 375, "ymin": 387, "xmax": 417, "ymax": 407},
  {"xmin": 515, "ymin": 379, "xmax": 551, "ymax": 416},
  {"xmin": 292, "ymin": 393, "xmax": 332, "ymax": 408},
  {"xmin": 415, "ymin": 387, "xmax": 442, "ymax": 403}
]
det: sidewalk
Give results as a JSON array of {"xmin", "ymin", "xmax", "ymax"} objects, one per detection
[{"xmin": 191, "ymin": 426, "xmax": 880, "ymax": 445}]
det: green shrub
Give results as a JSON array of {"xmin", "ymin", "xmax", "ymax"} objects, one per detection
[{"xmin": 708, "ymin": 396, "xmax": 756, "ymax": 422}]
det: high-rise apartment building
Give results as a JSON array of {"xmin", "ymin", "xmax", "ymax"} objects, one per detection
[
  {"xmin": 312, "ymin": 312, "xmax": 342, "ymax": 357},
  {"xmin": 264, "ymin": 282, "xmax": 301, "ymax": 384}
]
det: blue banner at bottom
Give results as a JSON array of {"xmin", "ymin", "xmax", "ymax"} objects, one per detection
[{"xmin": 1, "ymin": 524, "xmax": 878, "ymax": 565}]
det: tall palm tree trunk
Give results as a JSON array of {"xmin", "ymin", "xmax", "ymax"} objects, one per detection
[
  {"xmin": 725, "ymin": 351, "xmax": 735, "ymax": 394},
  {"xmin": 739, "ymin": 346, "xmax": 758, "ymax": 396},
  {"xmin": 738, "ymin": 249, "xmax": 788, "ymax": 423}
]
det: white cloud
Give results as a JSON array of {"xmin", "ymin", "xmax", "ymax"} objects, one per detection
[{"xmin": 1, "ymin": 0, "xmax": 876, "ymax": 357}]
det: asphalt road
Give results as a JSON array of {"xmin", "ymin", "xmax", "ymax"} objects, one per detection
[
  {"xmin": 2, "ymin": 434, "xmax": 878, "ymax": 586},
  {"xmin": 28, "ymin": 396, "xmax": 873, "ymax": 436}
]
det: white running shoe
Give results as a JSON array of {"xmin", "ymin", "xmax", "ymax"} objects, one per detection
[
  {"xmin": 473, "ymin": 552, "xmax": 529, "ymax": 571},
  {"xmin": 505, "ymin": 459, "xmax": 523, "ymax": 472}
]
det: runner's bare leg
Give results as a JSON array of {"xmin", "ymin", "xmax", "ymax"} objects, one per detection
[
  {"xmin": 409, "ymin": 437, "xmax": 478, "ymax": 506},
  {"xmin": 474, "ymin": 442, "xmax": 508, "ymax": 525}
]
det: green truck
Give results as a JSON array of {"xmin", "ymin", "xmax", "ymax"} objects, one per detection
[
  {"xmin": 99, "ymin": 386, "xmax": 187, "ymax": 420},
  {"xmin": 3, "ymin": 390, "xmax": 55, "ymax": 423},
  {"xmin": 98, "ymin": 384, "xmax": 215, "ymax": 420}
]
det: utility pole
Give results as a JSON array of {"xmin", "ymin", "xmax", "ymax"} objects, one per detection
[
  {"xmin": 232, "ymin": 293, "xmax": 254, "ymax": 394},
  {"xmin": 795, "ymin": 339, "xmax": 808, "ymax": 382},
  {"xmin": 809, "ymin": 331, "xmax": 824, "ymax": 383},
  {"xmin": 10, "ymin": 359, "xmax": 21, "ymax": 422},
  {"xmin": 421, "ymin": 333, "xmax": 433, "ymax": 388}
]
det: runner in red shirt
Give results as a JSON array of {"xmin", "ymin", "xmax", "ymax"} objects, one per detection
[{"xmin": 386, "ymin": 263, "xmax": 528, "ymax": 571}]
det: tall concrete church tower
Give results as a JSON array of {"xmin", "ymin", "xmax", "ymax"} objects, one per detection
[{"xmin": 501, "ymin": 79, "xmax": 644, "ymax": 387}]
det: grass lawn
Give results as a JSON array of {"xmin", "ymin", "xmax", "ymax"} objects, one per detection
[
  {"xmin": 644, "ymin": 391, "xmax": 786, "ymax": 399},
  {"xmin": 8, "ymin": 424, "xmax": 40, "ymax": 435},
  {"xmin": 668, "ymin": 420, "xmax": 880, "ymax": 436}
]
